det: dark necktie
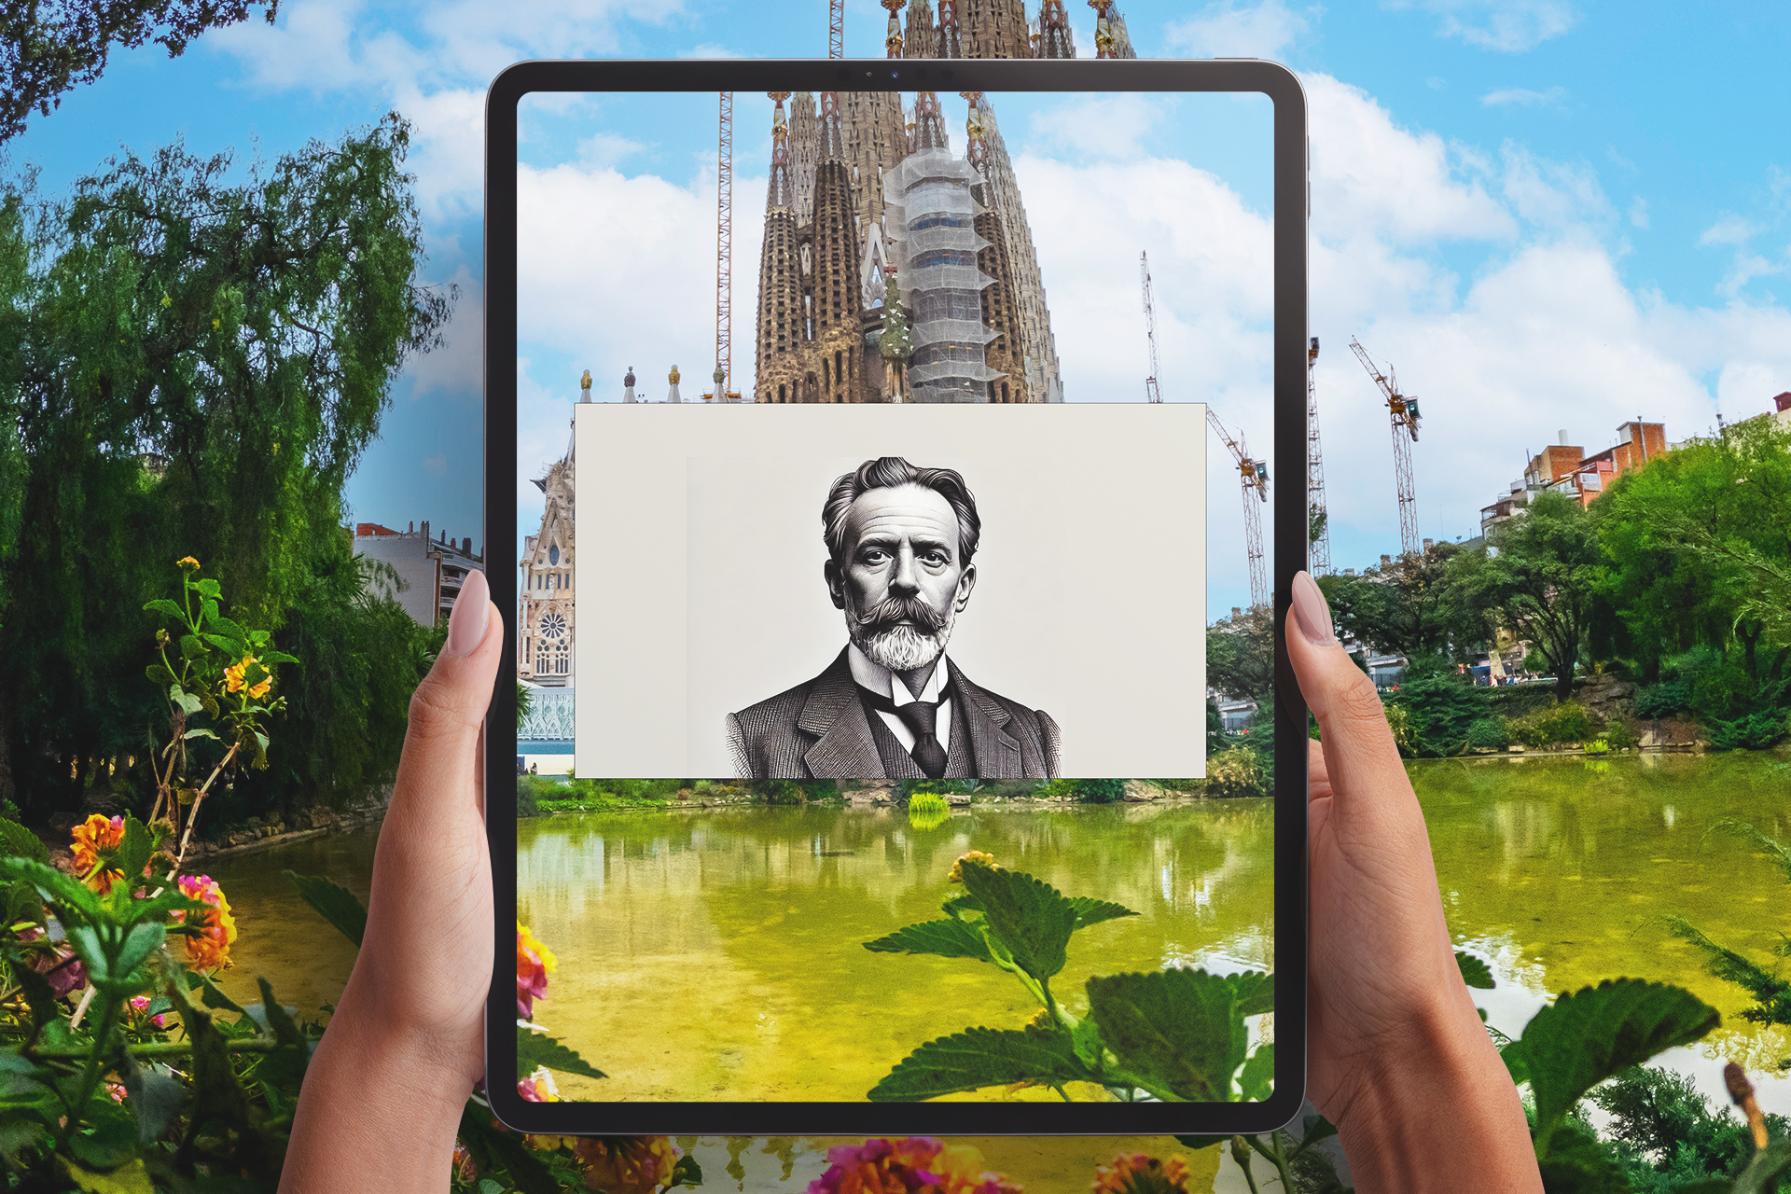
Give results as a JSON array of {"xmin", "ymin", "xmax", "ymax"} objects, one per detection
[{"xmin": 862, "ymin": 689, "xmax": 949, "ymax": 778}]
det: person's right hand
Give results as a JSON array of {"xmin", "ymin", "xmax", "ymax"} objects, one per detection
[{"xmin": 1286, "ymin": 570, "xmax": 1540, "ymax": 1192}]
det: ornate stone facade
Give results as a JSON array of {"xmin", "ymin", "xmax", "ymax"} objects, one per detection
[{"xmin": 518, "ymin": 379, "xmax": 580, "ymax": 687}]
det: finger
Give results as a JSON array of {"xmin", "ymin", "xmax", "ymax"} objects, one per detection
[
  {"xmin": 1306, "ymin": 738, "xmax": 1333, "ymax": 803},
  {"xmin": 393, "ymin": 570, "xmax": 502, "ymax": 813},
  {"xmin": 1285, "ymin": 571, "xmax": 1415, "ymax": 825}
]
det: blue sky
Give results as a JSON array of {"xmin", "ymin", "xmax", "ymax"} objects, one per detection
[{"xmin": 11, "ymin": 0, "xmax": 1791, "ymax": 615}]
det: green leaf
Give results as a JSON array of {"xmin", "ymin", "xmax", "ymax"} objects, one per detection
[
  {"xmin": 208, "ymin": 613, "xmax": 251, "ymax": 640},
  {"xmin": 255, "ymin": 976, "xmax": 311, "ymax": 1091},
  {"xmin": 941, "ymin": 892, "xmax": 982, "ymax": 916},
  {"xmin": 201, "ymin": 633, "xmax": 242, "ymax": 655},
  {"xmin": 178, "ymin": 633, "xmax": 204, "ymax": 660},
  {"xmin": 868, "ymin": 1026, "xmax": 1089, "ymax": 1101},
  {"xmin": 1731, "ymin": 1137, "xmax": 1791, "ymax": 1194},
  {"xmin": 0, "ymin": 856, "xmax": 103, "ymax": 924},
  {"xmin": 1507, "ymin": 979, "xmax": 1720, "ymax": 1151},
  {"xmin": 863, "ymin": 918, "xmax": 992, "ymax": 963},
  {"xmin": 1532, "ymin": 1118, "xmax": 1630, "ymax": 1193},
  {"xmin": 114, "ymin": 816, "xmax": 152, "ymax": 890},
  {"xmin": 1456, "ymin": 950, "xmax": 1496, "ymax": 989},
  {"xmin": 109, "ymin": 922, "xmax": 165, "ymax": 987},
  {"xmin": 286, "ymin": 871, "xmax": 366, "ymax": 946},
  {"xmin": 181, "ymin": 727, "xmax": 220, "ymax": 741},
  {"xmin": 1085, "ymin": 968, "xmax": 1254, "ymax": 1102},
  {"xmin": 1229, "ymin": 970, "xmax": 1275, "ymax": 1016},
  {"xmin": 142, "ymin": 599, "xmax": 186, "ymax": 621},
  {"xmin": 169, "ymin": 684, "xmax": 203, "ymax": 715},
  {"xmin": 1238, "ymin": 1043, "xmax": 1275, "ymax": 1101},
  {"xmin": 458, "ymin": 1104, "xmax": 560, "ymax": 1194},
  {"xmin": 193, "ymin": 972, "xmax": 247, "ymax": 1016},
  {"xmin": 262, "ymin": 649, "xmax": 300, "ymax": 666},
  {"xmin": 0, "ymin": 817, "xmax": 48, "ymax": 863},
  {"xmin": 515, "ymin": 1031, "xmax": 606, "ymax": 1082},
  {"xmin": 194, "ymin": 578, "xmax": 222, "ymax": 599},
  {"xmin": 1172, "ymin": 1135, "xmax": 1226, "ymax": 1151},
  {"xmin": 61, "ymin": 1157, "xmax": 155, "ymax": 1194},
  {"xmin": 1067, "ymin": 895, "xmax": 1139, "ymax": 930},
  {"xmin": 200, "ymin": 599, "xmax": 220, "ymax": 627},
  {"xmin": 119, "ymin": 1056, "xmax": 186, "ymax": 1146},
  {"xmin": 956, "ymin": 861, "xmax": 1077, "ymax": 984}
]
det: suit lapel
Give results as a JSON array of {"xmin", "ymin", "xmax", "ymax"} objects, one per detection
[
  {"xmin": 949, "ymin": 665, "xmax": 1023, "ymax": 779},
  {"xmin": 798, "ymin": 649, "xmax": 884, "ymax": 779}
]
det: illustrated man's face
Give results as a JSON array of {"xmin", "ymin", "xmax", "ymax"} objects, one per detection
[{"xmin": 826, "ymin": 482, "xmax": 977, "ymax": 673}]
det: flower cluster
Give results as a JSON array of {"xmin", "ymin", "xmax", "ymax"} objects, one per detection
[
  {"xmin": 223, "ymin": 653, "xmax": 272, "ymax": 701},
  {"xmin": 808, "ymin": 1137, "xmax": 1021, "ymax": 1194},
  {"xmin": 518, "ymin": 1066, "xmax": 560, "ymax": 1103},
  {"xmin": 947, "ymin": 850, "xmax": 998, "ymax": 884},
  {"xmin": 70, "ymin": 814, "xmax": 127, "ymax": 891},
  {"xmin": 516, "ymin": 920, "xmax": 557, "ymax": 1019},
  {"xmin": 572, "ymin": 1137, "xmax": 682, "ymax": 1194},
  {"xmin": 1090, "ymin": 1153, "xmax": 1193, "ymax": 1194},
  {"xmin": 174, "ymin": 873, "xmax": 237, "ymax": 970},
  {"xmin": 128, "ymin": 994, "xmax": 169, "ymax": 1030}
]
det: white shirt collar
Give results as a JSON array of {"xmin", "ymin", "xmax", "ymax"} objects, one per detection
[{"xmin": 847, "ymin": 643, "xmax": 951, "ymax": 704}]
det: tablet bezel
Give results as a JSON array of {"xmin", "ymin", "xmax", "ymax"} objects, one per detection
[{"xmin": 484, "ymin": 57, "xmax": 1308, "ymax": 1137}]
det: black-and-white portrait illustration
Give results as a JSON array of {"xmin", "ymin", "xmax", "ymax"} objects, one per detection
[{"xmin": 726, "ymin": 457, "xmax": 1059, "ymax": 780}]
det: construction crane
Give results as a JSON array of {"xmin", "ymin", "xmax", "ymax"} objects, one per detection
[
  {"xmin": 711, "ymin": 90, "xmax": 734, "ymax": 402},
  {"xmin": 1348, "ymin": 336, "xmax": 1423, "ymax": 556},
  {"xmin": 1139, "ymin": 251, "xmax": 1162, "ymax": 403},
  {"xmin": 1307, "ymin": 336, "xmax": 1331, "ymax": 574},
  {"xmin": 1208, "ymin": 410, "xmax": 1271, "ymax": 610},
  {"xmin": 830, "ymin": 0, "xmax": 844, "ymax": 58}
]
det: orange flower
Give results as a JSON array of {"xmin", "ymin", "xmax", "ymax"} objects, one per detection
[
  {"xmin": 517, "ymin": 921, "xmax": 557, "ymax": 1019},
  {"xmin": 70, "ymin": 814, "xmax": 126, "ymax": 891},
  {"xmin": 225, "ymin": 654, "xmax": 273, "ymax": 702},
  {"xmin": 174, "ymin": 874, "xmax": 237, "ymax": 970},
  {"xmin": 573, "ymin": 1137, "xmax": 680, "ymax": 1194},
  {"xmin": 176, "ymin": 556, "xmax": 200, "ymax": 570},
  {"xmin": 1091, "ymin": 1153, "xmax": 1192, "ymax": 1194}
]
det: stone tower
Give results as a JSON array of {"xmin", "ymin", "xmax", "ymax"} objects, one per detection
[
  {"xmin": 962, "ymin": 0, "xmax": 1031, "ymax": 58},
  {"xmin": 965, "ymin": 98, "xmax": 1028, "ymax": 403},
  {"xmin": 754, "ymin": 92, "xmax": 807, "ymax": 404},
  {"xmin": 806, "ymin": 92, "xmax": 868, "ymax": 404}
]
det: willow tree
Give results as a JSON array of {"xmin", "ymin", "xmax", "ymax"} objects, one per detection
[{"xmin": 0, "ymin": 116, "xmax": 451, "ymax": 816}]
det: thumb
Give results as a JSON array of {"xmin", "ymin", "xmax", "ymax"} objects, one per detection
[
  {"xmin": 1284, "ymin": 571, "xmax": 1411, "ymax": 815},
  {"xmin": 399, "ymin": 569, "xmax": 502, "ymax": 777}
]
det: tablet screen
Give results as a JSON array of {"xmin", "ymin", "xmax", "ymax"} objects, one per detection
[{"xmin": 507, "ymin": 81, "xmax": 1282, "ymax": 1110}]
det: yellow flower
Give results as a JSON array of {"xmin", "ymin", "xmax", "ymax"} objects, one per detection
[
  {"xmin": 1092, "ymin": 1153, "xmax": 1192, "ymax": 1194},
  {"xmin": 573, "ymin": 1137, "xmax": 679, "ymax": 1194},
  {"xmin": 176, "ymin": 555, "xmax": 200, "ymax": 570},
  {"xmin": 948, "ymin": 850, "xmax": 998, "ymax": 884},
  {"xmin": 249, "ymin": 674, "xmax": 272, "ymax": 701},
  {"xmin": 175, "ymin": 874, "xmax": 237, "ymax": 970},
  {"xmin": 224, "ymin": 654, "xmax": 264, "ymax": 697}
]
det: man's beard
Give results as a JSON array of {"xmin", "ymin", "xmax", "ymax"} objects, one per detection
[{"xmin": 846, "ymin": 593, "xmax": 956, "ymax": 673}]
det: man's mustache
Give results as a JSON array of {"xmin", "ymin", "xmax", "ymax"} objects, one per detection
[{"xmin": 853, "ymin": 595, "xmax": 948, "ymax": 633}]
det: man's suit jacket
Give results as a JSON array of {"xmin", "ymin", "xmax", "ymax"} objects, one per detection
[{"xmin": 726, "ymin": 648, "xmax": 1060, "ymax": 780}]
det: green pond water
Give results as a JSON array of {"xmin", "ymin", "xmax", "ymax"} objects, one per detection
[{"xmin": 206, "ymin": 752, "xmax": 1791, "ymax": 1191}]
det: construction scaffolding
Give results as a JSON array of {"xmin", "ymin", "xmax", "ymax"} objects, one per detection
[{"xmin": 883, "ymin": 148, "xmax": 1000, "ymax": 402}]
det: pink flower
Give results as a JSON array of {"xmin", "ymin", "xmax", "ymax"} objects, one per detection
[
  {"xmin": 808, "ymin": 1137, "xmax": 1020, "ymax": 1194},
  {"xmin": 516, "ymin": 921, "xmax": 557, "ymax": 1019}
]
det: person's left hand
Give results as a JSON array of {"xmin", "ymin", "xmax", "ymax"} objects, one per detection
[{"xmin": 281, "ymin": 569, "xmax": 502, "ymax": 1193}]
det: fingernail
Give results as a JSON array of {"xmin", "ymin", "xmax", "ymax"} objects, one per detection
[
  {"xmin": 444, "ymin": 569, "xmax": 490, "ymax": 657},
  {"xmin": 1290, "ymin": 571, "xmax": 1335, "ymax": 646}
]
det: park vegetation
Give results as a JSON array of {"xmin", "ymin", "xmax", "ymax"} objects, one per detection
[{"xmin": 1205, "ymin": 420, "xmax": 1791, "ymax": 767}]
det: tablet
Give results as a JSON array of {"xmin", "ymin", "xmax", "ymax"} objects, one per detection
[{"xmin": 485, "ymin": 57, "xmax": 1307, "ymax": 1137}]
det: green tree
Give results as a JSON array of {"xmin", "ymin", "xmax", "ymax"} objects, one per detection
[
  {"xmin": 1449, "ymin": 492, "xmax": 1600, "ymax": 702},
  {"xmin": 1205, "ymin": 604, "xmax": 1274, "ymax": 701},
  {"xmin": 0, "ymin": 117, "xmax": 450, "ymax": 817},
  {"xmin": 1, "ymin": 1, "xmax": 280, "ymax": 143},
  {"xmin": 1317, "ymin": 540, "xmax": 1472, "ymax": 660},
  {"xmin": 1596, "ymin": 420, "xmax": 1791, "ymax": 687}
]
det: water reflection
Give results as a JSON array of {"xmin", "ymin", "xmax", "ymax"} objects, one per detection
[{"xmin": 517, "ymin": 802, "xmax": 1276, "ymax": 1103}]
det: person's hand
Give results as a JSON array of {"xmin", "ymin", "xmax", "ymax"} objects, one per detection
[
  {"xmin": 1286, "ymin": 571, "xmax": 1539, "ymax": 1192},
  {"xmin": 281, "ymin": 570, "xmax": 501, "ymax": 1193}
]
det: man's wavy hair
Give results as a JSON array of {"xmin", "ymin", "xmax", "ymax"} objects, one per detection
[{"xmin": 822, "ymin": 456, "xmax": 981, "ymax": 567}]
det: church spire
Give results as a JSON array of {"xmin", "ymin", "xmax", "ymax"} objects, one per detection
[
  {"xmin": 911, "ymin": 89, "xmax": 949, "ymax": 151},
  {"xmin": 883, "ymin": 0, "xmax": 905, "ymax": 56},
  {"xmin": 937, "ymin": 0, "xmax": 964, "ymax": 57},
  {"xmin": 819, "ymin": 89, "xmax": 844, "ymax": 161},
  {"xmin": 1037, "ymin": 0, "xmax": 1074, "ymax": 57},
  {"xmin": 766, "ymin": 90, "xmax": 792, "ymax": 210}
]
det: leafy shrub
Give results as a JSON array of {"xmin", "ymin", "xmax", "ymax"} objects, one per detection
[
  {"xmin": 1604, "ymin": 718, "xmax": 1640, "ymax": 750},
  {"xmin": 1464, "ymin": 717, "xmax": 1510, "ymax": 751},
  {"xmin": 1383, "ymin": 702, "xmax": 1417, "ymax": 755},
  {"xmin": 1634, "ymin": 678, "xmax": 1690, "ymax": 719},
  {"xmin": 906, "ymin": 791, "xmax": 949, "ymax": 816},
  {"xmin": 1507, "ymin": 700, "xmax": 1598, "ymax": 748},
  {"xmin": 747, "ymin": 779, "xmax": 840, "ymax": 804},
  {"xmin": 1074, "ymin": 778, "xmax": 1127, "ymax": 804},
  {"xmin": 1592, "ymin": 1066, "xmax": 1791, "ymax": 1193},
  {"xmin": 1585, "ymin": 738, "xmax": 1611, "ymax": 756},
  {"xmin": 1387, "ymin": 661, "xmax": 1490, "ymax": 757},
  {"xmin": 1704, "ymin": 709, "xmax": 1790, "ymax": 751},
  {"xmin": 1205, "ymin": 747, "xmax": 1267, "ymax": 797},
  {"xmin": 1035, "ymin": 778, "xmax": 1078, "ymax": 800}
]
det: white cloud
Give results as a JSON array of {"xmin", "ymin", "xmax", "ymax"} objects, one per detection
[
  {"xmin": 1024, "ymin": 94, "xmax": 1172, "ymax": 162},
  {"xmin": 1163, "ymin": 1, "xmax": 1317, "ymax": 60},
  {"xmin": 1498, "ymin": 143, "xmax": 1612, "ymax": 230},
  {"xmin": 1700, "ymin": 214, "xmax": 1758, "ymax": 247},
  {"xmin": 1388, "ymin": 0, "xmax": 1578, "ymax": 52},
  {"xmin": 678, "ymin": 43, "xmax": 745, "ymax": 59},
  {"xmin": 1480, "ymin": 85, "xmax": 1566, "ymax": 108},
  {"xmin": 1627, "ymin": 198, "xmax": 1648, "ymax": 229}
]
